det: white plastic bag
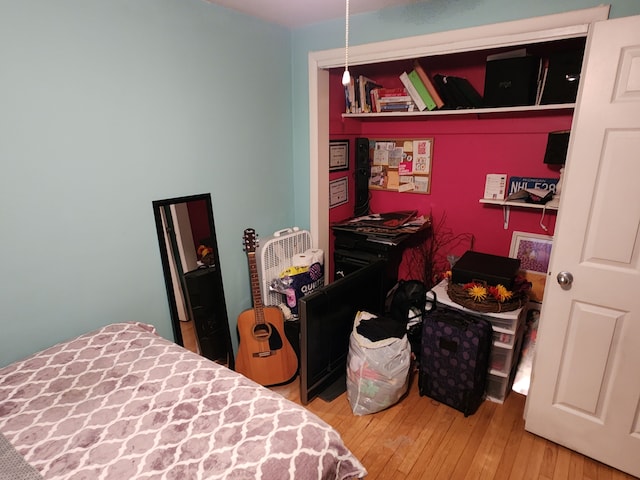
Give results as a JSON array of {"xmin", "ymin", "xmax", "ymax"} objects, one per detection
[{"xmin": 346, "ymin": 311, "xmax": 411, "ymax": 415}]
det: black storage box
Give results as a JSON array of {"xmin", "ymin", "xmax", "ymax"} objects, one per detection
[
  {"xmin": 539, "ymin": 50, "xmax": 584, "ymax": 105},
  {"xmin": 483, "ymin": 56, "xmax": 540, "ymax": 107},
  {"xmin": 451, "ymin": 251, "xmax": 521, "ymax": 288},
  {"xmin": 544, "ymin": 130, "xmax": 571, "ymax": 165}
]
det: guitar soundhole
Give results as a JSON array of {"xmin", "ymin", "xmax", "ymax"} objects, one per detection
[{"xmin": 252, "ymin": 323, "xmax": 272, "ymax": 341}]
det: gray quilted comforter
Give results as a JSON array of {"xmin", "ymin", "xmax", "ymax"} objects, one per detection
[{"xmin": 0, "ymin": 322, "xmax": 366, "ymax": 479}]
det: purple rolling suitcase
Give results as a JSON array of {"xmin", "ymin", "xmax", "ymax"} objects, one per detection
[{"xmin": 419, "ymin": 292, "xmax": 493, "ymax": 416}]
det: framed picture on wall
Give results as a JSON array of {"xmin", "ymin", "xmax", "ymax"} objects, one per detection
[
  {"xmin": 329, "ymin": 177, "xmax": 348, "ymax": 208},
  {"xmin": 509, "ymin": 231, "xmax": 553, "ymax": 303},
  {"xmin": 329, "ymin": 140, "xmax": 349, "ymax": 171}
]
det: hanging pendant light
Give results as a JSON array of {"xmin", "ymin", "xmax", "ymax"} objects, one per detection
[{"xmin": 341, "ymin": 0, "xmax": 351, "ymax": 86}]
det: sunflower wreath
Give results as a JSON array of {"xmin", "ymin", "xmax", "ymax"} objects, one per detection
[{"xmin": 446, "ymin": 277, "xmax": 530, "ymax": 313}]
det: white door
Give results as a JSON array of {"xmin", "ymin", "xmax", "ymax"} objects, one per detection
[{"xmin": 525, "ymin": 14, "xmax": 640, "ymax": 477}]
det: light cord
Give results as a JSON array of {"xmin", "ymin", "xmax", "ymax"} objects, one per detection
[{"xmin": 342, "ymin": 0, "xmax": 350, "ymax": 86}]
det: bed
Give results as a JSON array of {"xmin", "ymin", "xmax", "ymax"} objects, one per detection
[{"xmin": 0, "ymin": 322, "xmax": 366, "ymax": 480}]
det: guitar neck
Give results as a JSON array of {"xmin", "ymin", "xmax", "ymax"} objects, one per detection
[{"xmin": 247, "ymin": 252, "xmax": 266, "ymax": 325}]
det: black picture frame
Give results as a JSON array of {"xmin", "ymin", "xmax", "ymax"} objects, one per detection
[
  {"xmin": 329, "ymin": 140, "xmax": 349, "ymax": 172},
  {"xmin": 329, "ymin": 177, "xmax": 349, "ymax": 208}
]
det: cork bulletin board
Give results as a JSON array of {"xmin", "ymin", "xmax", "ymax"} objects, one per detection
[{"xmin": 368, "ymin": 138, "xmax": 433, "ymax": 194}]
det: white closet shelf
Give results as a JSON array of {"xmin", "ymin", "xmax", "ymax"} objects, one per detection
[
  {"xmin": 342, "ymin": 103, "xmax": 575, "ymax": 118},
  {"xmin": 479, "ymin": 198, "xmax": 559, "ymax": 229}
]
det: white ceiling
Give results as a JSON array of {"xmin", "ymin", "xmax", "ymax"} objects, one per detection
[{"xmin": 204, "ymin": 0, "xmax": 421, "ymax": 28}]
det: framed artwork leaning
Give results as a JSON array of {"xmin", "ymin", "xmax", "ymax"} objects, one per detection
[{"xmin": 509, "ymin": 231, "xmax": 553, "ymax": 303}]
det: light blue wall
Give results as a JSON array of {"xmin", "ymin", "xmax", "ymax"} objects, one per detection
[
  {"xmin": 290, "ymin": 0, "xmax": 640, "ymax": 228},
  {"xmin": 2, "ymin": 0, "xmax": 639, "ymax": 367},
  {"xmin": 0, "ymin": 0, "xmax": 292, "ymax": 366}
]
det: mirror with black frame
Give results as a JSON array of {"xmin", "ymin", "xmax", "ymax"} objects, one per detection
[{"xmin": 152, "ymin": 193, "xmax": 234, "ymax": 369}]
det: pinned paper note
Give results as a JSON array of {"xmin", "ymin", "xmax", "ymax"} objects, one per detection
[{"xmin": 387, "ymin": 170, "xmax": 400, "ymax": 190}]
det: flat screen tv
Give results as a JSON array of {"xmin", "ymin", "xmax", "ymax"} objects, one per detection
[{"xmin": 299, "ymin": 260, "xmax": 386, "ymax": 404}]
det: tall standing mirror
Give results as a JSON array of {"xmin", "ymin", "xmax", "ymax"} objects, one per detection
[{"xmin": 152, "ymin": 193, "xmax": 234, "ymax": 369}]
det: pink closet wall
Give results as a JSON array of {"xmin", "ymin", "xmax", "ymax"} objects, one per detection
[{"xmin": 328, "ymin": 58, "xmax": 567, "ymax": 279}]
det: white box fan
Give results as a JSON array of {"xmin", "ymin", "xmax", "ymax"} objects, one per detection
[{"xmin": 256, "ymin": 227, "xmax": 313, "ymax": 306}]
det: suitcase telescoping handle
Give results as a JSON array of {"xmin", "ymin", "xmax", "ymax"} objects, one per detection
[
  {"xmin": 425, "ymin": 289, "xmax": 476, "ymax": 330},
  {"xmin": 425, "ymin": 290, "xmax": 437, "ymax": 313}
]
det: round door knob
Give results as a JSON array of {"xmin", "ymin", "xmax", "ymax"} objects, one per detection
[{"xmin": 557, "ymin": 271, "xmax": 574, "ymax": 289}]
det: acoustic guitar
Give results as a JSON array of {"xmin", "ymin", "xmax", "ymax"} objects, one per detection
[{"xmin": 235, "ymin": 228, "xmax": 298, "ymax": 386}]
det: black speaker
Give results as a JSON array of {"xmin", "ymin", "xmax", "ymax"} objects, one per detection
[
  {"xmin": 540, "ymin": 50, "xmax": 583, "ymax": 105},
  {"xmin": 543, "ymin": 130, "xmax": 570, "ymax": 165},
  {"xmin": 354, "ymin": 137, "xmax": 370, "ymax": 216},
  {"xmin": 483, "ymin": 56, "xmax": 541, "ymax": 107}
]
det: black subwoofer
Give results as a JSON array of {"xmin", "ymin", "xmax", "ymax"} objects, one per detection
[{"xmin": 354, "ymin": 137, "xmax": 370, "ymax": 217}]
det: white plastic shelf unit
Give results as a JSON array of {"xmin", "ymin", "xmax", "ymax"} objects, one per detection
[{"xmin": 431, "ymin": 280, "xmax": 526, "ymax": 404}]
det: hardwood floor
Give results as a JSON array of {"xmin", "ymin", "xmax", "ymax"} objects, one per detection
[
  {"xmin": 179, "ymin": 319, "xmax": 200, "ymax": 354},
  {"xmin": 181, "ymin": 323, "xmax": 634, "ymax": 478},
  {"xmin": 271, "ymin": 375, "xmax": 636, "ymax": 479}
]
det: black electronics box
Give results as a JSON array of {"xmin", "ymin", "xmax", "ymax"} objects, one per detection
[
  {"xmin": 483, "ymin": 56, "xmax": 540, "ymax": 107},
  {"xmin": 544, "ymin": 130, "xmax": 571, "ymax": 165},
  {"xmin": 451, "ymin": 251, "xmax": 521, "ymax": 288},
  {"xmin": 539, "ymin": 50, "xmax": 584, "ymax": 105}
]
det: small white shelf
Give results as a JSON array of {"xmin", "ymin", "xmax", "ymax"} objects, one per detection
[
  {"xmin": 478, "ymin": 199, "xmax": 559, "ymax": 209},
  {"xmin": 342, "ymin": 103, "xmax": 575, "ymax": 119},
  {"xmin": 479, "ymin": 198, "xmax": 559, "ymax": 229}
]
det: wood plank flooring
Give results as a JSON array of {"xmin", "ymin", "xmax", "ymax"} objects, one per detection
[
  {"xmin": 180, "ymin": 324, "xmax": 634, "ymax": 478},
  {"xmin": 271, "ymin": 374, "xmax": 636, "ymax": 479},
  {"xmin": 178, "ymin": 319, "xmax": 200, "ymax": 355}
]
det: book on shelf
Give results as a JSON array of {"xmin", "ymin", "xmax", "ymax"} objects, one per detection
[
  {"xmin": 447, "ymin": 75, "xmax": 483, "ymax": 108},
  {"xmin": 399, "ymin": 71, "xmax": 428, "ymax": 111},
  {"xmin": 377, "ymin": 87, "xmax": 407, "ymax": 97},
  {"xmin": 433, "ymin": 74, "xmax": 482, "ymax": 109},
  {"xmin": 371, "ymin": 88, "xmax": 413, "ymax": 113},
  {"xmin": 433, "ymin": 74, "xmax": 468, "ymax": 108},
  {"xmin": 431, "ymin": 74, "xmax": 456, "ymax": 109},
  {"xmin": 378, "ymin": 95, "xmax": 413, "ymax": 103},
  {"xmin": 370, "ymin": 88, "xmax": 380, "ymax": 113},
  {"xmin": 344, "ymin": 77, "xmax": 356, "ymax": 113},
  {"xmin": 535, "ymin": 60, "xmax": 548, "ymax": 105},
  {"xmin": 380, "ymin": 102, "xmax": 415, "ymax": 112},
  {"xmin": 358, "ymin": 75, "xmax": 382, "ymax": 113},
  {"xmin": 413, "ymin": 61, "xmax": 445, "ymax": 109},
  {"xmin": 408, "ymin": 70, "xmax": 437, "ymax": 111},
  {"xmin": 343, "ymin": 75, "xmax": 382, "ymax": 113}
]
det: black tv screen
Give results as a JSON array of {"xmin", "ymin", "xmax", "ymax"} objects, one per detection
[{"xmin": 299, "ymin": 260, "xmax": 386, "ymax": 404}]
